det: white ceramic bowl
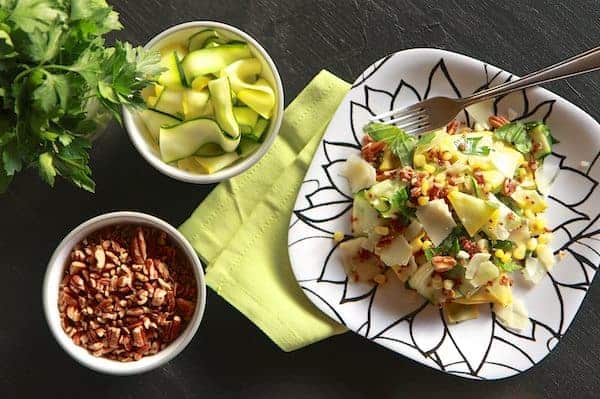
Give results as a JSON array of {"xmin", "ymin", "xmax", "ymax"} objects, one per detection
[
  {"xmin": 43, "ymin": 212, "xmax": 206, "ymax": 375},
  {"xmin": 123, "ymin": 21, "xmax": 284, "ymax": 184}
]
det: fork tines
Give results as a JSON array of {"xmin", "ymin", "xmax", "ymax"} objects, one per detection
[{"xmin": 369, "ymin": 105, "xmax": 430, "ymax": 134}]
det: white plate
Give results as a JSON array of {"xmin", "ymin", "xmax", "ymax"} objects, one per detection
[{"xmin": 287, "ymin": 48, "xmax": 600, "ymax": 380}]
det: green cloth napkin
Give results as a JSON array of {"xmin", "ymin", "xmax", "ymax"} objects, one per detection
[{"xmin": 179, "ymin": 70, "xmax": 351, "ymax": 351}]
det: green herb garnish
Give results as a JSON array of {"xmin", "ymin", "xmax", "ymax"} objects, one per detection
[
  {"xmin": 364, "ymin": 122, "xmax": 416, "ymax": 166},
  {"xmin": 417, "ymin": 131, "xmax": 436, "ymax": 146},
  {"xmin": 494, "ymin": 257, "xmax": 523, "ymax": 273},
  {"xmin": 493, "ymin": 240, "xmax": 514, "ymax": 251},
  {"xmin": 496, "ymin": 194, "xmax": 523, "ymax": 216},
  {"xmin": 390, "ymin": 186, "xmax": 415, "ymax": 220},
  {"xmin": 427, "ymin": 226, "xmax": 465, "ymax": 258},
  {"xmin": 0, "ymin": 0, "xmax": 163, "ymax": 193},
  {"xmin": 457, "ymin": 136, "xmax": 490, "ymax": 156},
  {"xmin": 493, "ymin": 122, "xmax": 531, "ymax": 154}
]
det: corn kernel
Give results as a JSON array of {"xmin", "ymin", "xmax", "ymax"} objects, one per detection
[
  {"xmin": 417, "ymin": 196, "xmax": 430, "ymax": 206},
  {"xmin": 532, "ymin": 217, "xmax": 546, "ymax": 234},
  {"xmin": 422, "ymin": 240, "xmax": 433, "ymax": 250},
  {"xmin": 495, "ymin": 249, "xmax": 505, "ymax": 258},
  {"xmin": 442, "ymin": 151, "xmax": 452, "ymax": 161},
  {"xmin": 410, "ymin": 237, "xmax": 424, "ymax": 253},
  {"xmin": 434, "ymin": 173, "xmax": 445, "ymax": 183},
  {"xmin": 333, "ymin": 231, "xmax": 344, "ymax": 242},
  {"xmin": 414, "ymin": 153, "xmax": 426, "ymax": 168},
  {"xmin": 421, "ymin": 179, "xmax": 430, "ymax": 194},
  {"xmin": 524, "ymin": 209, "xmax": 535, "ymax": 220},
  {"xmin": 423, "ymin": 164, "xmax": 436, "ymax": 174},
  {"xmin": 483, "ymin": 183, "xmax": 492, "ymax": 193},
  {"xmin": 513, "ymin": 244, "xmax": 526, "ymax": 260},
  {"xmin": 518, "ymin": 167, "xmax": 527, "ymax": 178},
  {"xmin": 501, "ymin": 252, "xmax": 512, "ymax": 263},
  {"xmin": 443, "ymin": 279, "xmax": 455, "ymax": 290},
  {"xmin": 538, "ymin": 232, "xmax": 552, "ymax": 245},
  {"xmin": 526, "ymin": 237, "xmax": 538, "ymax": 251},
  {"xmin": 374, "ymin": 226, "xmax": 390, "ymax": 236}
]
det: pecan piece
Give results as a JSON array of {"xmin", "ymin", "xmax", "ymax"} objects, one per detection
[
  {"xmin": 94, "ymin": 246, "xmax": 106, "ymax": 269},
  {"xmin": 431, "ymin": 256, "xmax": 457, "ymax": 272},
  {"xmin": 131, "ymin": 326, "xmax": 147, "ymax": 348},
  {"xmin": 489, "ymin": 115, "xmax": 510, "ymax": 129},
  {"xmin": 152, "ymin": 288, "xmax": 167, "ymax": 307},
  {"xmin": 175, "ymin": 298, "xmax": 195, "ymax": 320},
  {"xmin": 131, "ymin": 228, "xmax": 147, "ymax": 264}
]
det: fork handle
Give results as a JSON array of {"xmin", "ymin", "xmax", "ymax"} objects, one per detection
[{"xmin": 462, "ymin": 46, "xmax": 600, "ymax": 106}]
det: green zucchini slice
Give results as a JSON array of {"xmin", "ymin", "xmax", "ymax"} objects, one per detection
[
  {"xmin": 181, "ymin": 44, "xmax": 252, "ymax": 83},
  {"xmin": 158, "ymin": 51, "xmax": 186, "ymax": 88},
  {"xmin": 154, "ymin": 88, "xmax": 185, "ymax": 119},
  {"xmin": 221, "ymin": 58, "xmax": 262, "ymax": 93},
  {"xmin": 233, "ymin": 106, "xmax": 259, "ymax": 129},
  {"xmin": 183, "ymin": 89, "xmax": 211, "ymax": 119},
  {"xmin": 237, "ymin": 80, "xmax": 275, "ymax": 119},
  {"xmin": 237, "ymin": 137, "xmax": 261, "ymax": 157},
  {"xmin": 195, "ymin": 143, "xmax": 226, "ymax": 157},
  {"xmin": 188, "ymin": 29, "xmax": 222, "ymax": 52},
  {"xmin": 159, "ymin": 118, "xmax": 240, "ymax": 162},
  {"xmin": 178, "ymin": 153, "xmax": 240, "ymax": 174},
  {"xmin": 139, "ymin": 109, "xmax": 180, "ymax": 142},
  {"xmin": 208, "ymin": 77, "xmax": 240, "ymax": 138}
]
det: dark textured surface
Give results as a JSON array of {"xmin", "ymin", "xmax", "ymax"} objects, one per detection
[{"xmin": 1, "ymin": 1, "xmax": 599, "ymax": 398}]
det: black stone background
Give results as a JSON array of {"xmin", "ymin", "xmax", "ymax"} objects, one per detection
[{"xmin": 1, "ymin": 1, "xmax": 599, "ymax": 398}]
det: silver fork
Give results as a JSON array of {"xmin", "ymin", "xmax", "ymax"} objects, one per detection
[{"xmin": 370, "ymin": 46, "xmax": 600, "ymax": 135}]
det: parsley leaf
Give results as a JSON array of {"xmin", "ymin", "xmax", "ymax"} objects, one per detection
[
  {"xmin": 8, "ymin": 0, "xmax": 66, "ymax": 33},
  {"xmin": 31, "ymin": 72, "xmax": 69, "ymax": 115},
  {"xmin": 17, "ymin": 21, "xmax": 64, "ymax": 62},
  {"xmin": 417, "ymin": 131, "xmax": 436, "ymax": 146},
  {"xmin": 390, "ymin": 186, "xmax": 415, "ymax": 220},
  {"xmin": 428, "ymin": 226, "xmax": 465, "ymax": 258},
  {"xmin": 38, "ymin": 151, "xmax": 56, "ymax": 185},
  {"xmin": 493, "ymin": 122, "xmax": 531, "ymax": 154},
  {"xmin": 493, "ymin": 240, "xmax": 514, "ymax": 251},
  {"xmin": 2, "ymin": 141, "xmax": 21, "ymax": 175},
  {"xmin": 69, "ymin": 0, "xmax": 123, "ymax": 34},
  {"xmin": 363, "ymin": 122, "xmax": 416, "ymax": 166},
  {"xmin": 456, "ymin": 136, "xmax": 490, "ymax": 156},
  {"xmin": 494, "ymin": 258, "xmax": 523, "ymax": 273}
]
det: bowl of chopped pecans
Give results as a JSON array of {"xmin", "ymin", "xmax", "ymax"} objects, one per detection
[{"xmin": 43, "ymin": 212, "xmax": 206, "ymax": 375}]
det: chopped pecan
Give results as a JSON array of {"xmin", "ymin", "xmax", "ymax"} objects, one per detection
[
  {"xmin": 502, "ymin": 178, "xmax": 517, "ymax": 196},
  {"xmin": 94, "ymin": 246, "xmax": 106, "ymax": 269},
  {"xmin": 446, "ymin": 119, "xmax": 460, "ymax": 135},
  {"xmin": 431, "ymin": 256, "xmax": 457, "ymax": 272},
  {"xmin": 361, "ymin": 141, "xmax": 386, "ymax": 164},
  {"xmin": 59, "ymin": 225, "xmax": 196, "ymax": 362},
  {"xmin": 489, "ymin": 115, "xmax": 510, "ymax": 129},
  {"xmin": 131, "ymin": 227, "xmax": 147, "ymax": 264}
]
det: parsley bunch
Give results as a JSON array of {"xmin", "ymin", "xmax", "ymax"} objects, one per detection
[{"xmin": 0, "ymin": 0, "xmax": 163, "ymax": 192}]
